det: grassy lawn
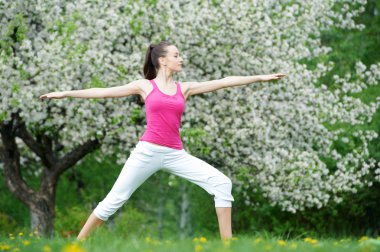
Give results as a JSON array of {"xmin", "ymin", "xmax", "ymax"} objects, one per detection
[{"xmin": 1, "ymin": 229, "xmax": 380, "ymax": 252}]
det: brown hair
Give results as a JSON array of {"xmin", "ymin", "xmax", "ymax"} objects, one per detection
[{"xmin": 143, "ymin": 40, "xmax": 173, "ymax": 80}]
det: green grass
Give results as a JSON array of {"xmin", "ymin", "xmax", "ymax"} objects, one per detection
[{"xmin": 1, "ymin": 228, "xmax": 380, "ymax": 252}]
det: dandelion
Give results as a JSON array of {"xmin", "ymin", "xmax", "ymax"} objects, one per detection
[
  {"xmin": 199, "ymin": 237, "xmax": 207, "ymax": 243},
  {"xmin": 194, "ymin": 244, "xmax": 202, "ymax": 252},
  {"xmin": 290, "ymin": 242, "xmax": 298, "ymax": 249},
  {"xmin": 264, "ymin": 245, "xmax": 273, "ymax": 250},
  {"xmin": 29, "ymin": 232, "xmax": 34, "ymax": 237},
  {"xmin": 278, "ymin": 240, "xmax": 286, "ymax": 246},
  {"xmin": 22, "ymin": 240, "xmax": 31, "ymax": 246},
  {"xmin": 0, "ymin": 244, "xmax": 12, "ymax": 250},
  {"xmin": 304, "ymin": 237, "xmax": 318, "ymax": 245},
  {"xmin": 254, "ymin": 237, "xmax": 262, "ymax": 244},
  {"xmin": 18, "ymin": 232, "xmax": 23, "ymax": 237},
  {"xmin": 304, "ymin": 237, "xmax": 312, "ymax": 243},
  {"xmin": 43, "ymin": 245, "xmax": 52, "ymax": 252},
  {"xmin": 192, "ymin": 237, "xmax": 199, "ymax": 243},
  {"xmin": 223, "ymin": 239, "xmax": 230, "ymax": 247},
  {"xmin": 12, "ymin": 248, "xmax": 20, "ymax": 252},
  {"xmin": 359, "ymin": 236, "xmax": 369, "ymax": 242},
  {"xmin": 61, "ymin": 243, "xmax": 87, "ymax": 252}
]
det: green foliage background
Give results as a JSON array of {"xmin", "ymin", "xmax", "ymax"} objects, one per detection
[{"xmin": 0, "ymin": 0, "xmax": 379, "ymax": 239}]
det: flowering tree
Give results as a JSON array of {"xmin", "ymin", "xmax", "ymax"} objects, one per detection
[{"xmin": 1, "ymin": 0, "xmax": 380, "ymax": 236}]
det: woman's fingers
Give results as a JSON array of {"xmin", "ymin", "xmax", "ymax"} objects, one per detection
[
  {"xmin": 39, "ymin": 92, "xmax": 62, "ymax": 99},
  {"xmin": 39, "ymin": 94, "xmax": 53, "ymax": 99},
  {"xmin": 274, "ymin": 73, "xmax": 286, "ymax": 79},
  {"xmin": 276, "ymin": 73, "xmax": 286, "ymax": 77}
]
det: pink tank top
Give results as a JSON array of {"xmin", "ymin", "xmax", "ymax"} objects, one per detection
[{"xmin": 139, "ymin": 79, "xmax": 185, "ymax": 150}]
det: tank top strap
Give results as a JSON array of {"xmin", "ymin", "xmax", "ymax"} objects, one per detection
[{"xmin": 149, "ymin": 79, "xmax": 158, "ymax": 90}]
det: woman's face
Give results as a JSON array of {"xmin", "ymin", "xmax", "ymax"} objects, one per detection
[{"xmin": 160, "ymin": 45, "xmax": 183, "ymax": 73}]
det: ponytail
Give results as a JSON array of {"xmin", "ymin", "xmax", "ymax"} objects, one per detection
[{"xmin": 143, "ymin": 40, "xmax": 173, "ymax": 79}]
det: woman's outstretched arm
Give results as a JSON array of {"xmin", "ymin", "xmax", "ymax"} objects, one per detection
[
  {"xmin": 39, "ymin": 79, "xmax": 144, "ymax": 99},
  {"xmin": 182, "ymin": 73, "xmax": 286, "ymax": 98}
]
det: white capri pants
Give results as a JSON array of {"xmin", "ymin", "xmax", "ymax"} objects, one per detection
[{"xmin": 93, "ymin": 141, "xmax": 234, "ymax": 221}]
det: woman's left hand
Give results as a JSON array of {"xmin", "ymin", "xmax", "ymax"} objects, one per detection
[{"xmin": 260, "ymin": 73, "xmax": 287, "ymax": 82}]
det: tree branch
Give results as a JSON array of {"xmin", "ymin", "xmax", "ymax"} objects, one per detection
[
  {"xmin": 14, "ymin": 115, "xmax": 57, "ymax": 169},
  {"xmin": 53, "ymin": 138, "xmax": 101, "ymax": 179},
  {"xmin": 0, "ymin": 119, "xmax": 36, "ymax": 207}
]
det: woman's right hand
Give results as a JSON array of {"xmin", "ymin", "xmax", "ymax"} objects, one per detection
[{"xmin": 39, "ymin": 91, "xmax": 68, "ymax": 100}]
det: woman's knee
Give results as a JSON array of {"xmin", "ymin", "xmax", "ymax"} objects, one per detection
[
  {"xmin": 207, "ymin": 174, "xmax": 233, "ymax": 197},
  {"xmin": 208, "ymin": 175, "xmax": 234, "ymax": 207},
  {"xmin": 92, "ymin": 192, "xmax": 131, "ymax": 221},
  {"xmin": 208, "ymin": 174, "xmax": 232, "ymax": 188}
]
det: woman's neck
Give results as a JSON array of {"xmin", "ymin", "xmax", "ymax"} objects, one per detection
[{"xmin": 156, "ymin": 69, "xmax": 174, "ymax": 86}]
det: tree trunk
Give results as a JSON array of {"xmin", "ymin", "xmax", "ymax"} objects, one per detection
[
  {"xmin": 0, "ymin": 115, "xmax": 101, "ymax": 237},
  {"xmin": 30, "ymin": 194, "xmax": 55, "ymax": 237},
  {"xmin": 178, "ymin": 183, "xmax": 192, "ymax": 239}
]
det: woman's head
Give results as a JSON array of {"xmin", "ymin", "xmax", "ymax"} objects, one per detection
[{"xmin": 143, "ymin": 40, "xmax": 183, "ymax": 79}]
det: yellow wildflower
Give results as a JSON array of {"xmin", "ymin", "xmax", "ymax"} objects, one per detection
[
  {"xmin": 254, "ymin": 238, "xmax": 262, "ymax": 244},
  {"xmin": 0, "ymin": 244, "xmax": 12, "ymax": 250},
  {"xmin": 304, "ymin": 237, "xmax": 312, "ymax": 243},
  {"xmin": 61, "ymin": 243, "xmax": 87, "ymax": 252},
  {"xmin": 304, "ymin": 237, "xmax": 318, "ymax": 244},
  {"xmin": 192, "ymin": 237, "xmax": 199, "ymax": 243},
  {"xmin": 10, "ymin": 237, "xmax": 15, "ymax": 240},
  {"xmin": 359, "ymin": 236, "xmax": 369, "ymax": 242},
  {"xmin": 29, "ymin": 233, "xmax": 34, "ymax": 237},
  {"xmin": 199, "ymin": 237, "xmax": 207, "ymax": 243},
  {"xmin": 290, "ymin": 242, "xmax": 298, "ymax": 249},
  {"xmin": 278, "ymin": 240, "xmax": 286, "ymax": 246},
  {"xmin": 12, "ymin": 248, "xmax": 20, "ymax": 252},
  {"xmin": 22, "ymin": 240, "xmax": 31, "ymax": 246},
  {"xmin": 18, "ymin": 232, "xmax": 23, "ymax": 237},
  {"xmin": 223, "ymin": 239, "xmax": 230, "ymax": 247},
  {"xmin": 264, "ymin": 245, "xmax": 273, "ymax": 251},
  {"xmin": 43, "ymin": 245, "xmax": 52, "ymax": 252},
  {"xmin": 194, "ymin": 244, "xmax": 202, "ymax": 252}
]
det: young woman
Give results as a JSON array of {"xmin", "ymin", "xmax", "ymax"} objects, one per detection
[{"xmin": 40, "ymin": 40, "xmax": 286, "ymax": 241}]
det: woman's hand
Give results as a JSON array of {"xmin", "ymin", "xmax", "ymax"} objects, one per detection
[
  {"xmin": 260, "ymin": 73, "xmax": 287, "ymax": 82},
  {"xmin": 39, "ymin": 91, "xmax": 67, "ymax": 100}
]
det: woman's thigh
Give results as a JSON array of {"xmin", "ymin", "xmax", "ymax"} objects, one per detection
[
  {"xmin": 162, "ymin": 150, "xmax": 234, "ymax": 200},
  {"xmin": 107, "ymin": 143, "xmax": 162, "ymax": 198}
]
